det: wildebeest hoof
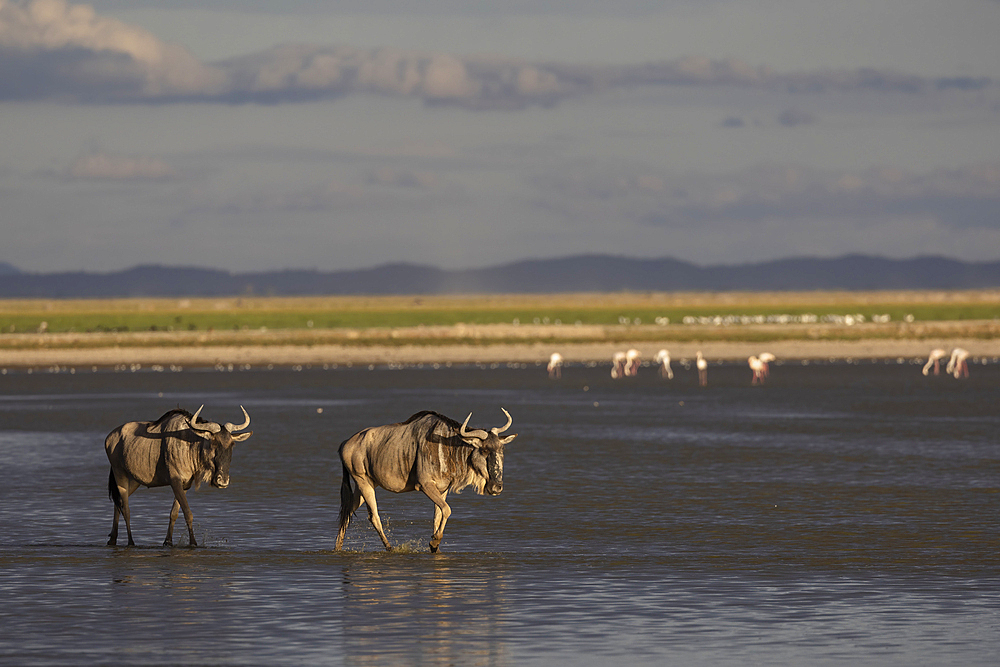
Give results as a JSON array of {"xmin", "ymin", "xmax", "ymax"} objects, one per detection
[
  {"xmin": 107, "ymin": 538, "xmax": 116, "ymax": 546},
  {"xmin": 429, "ymin": 544, "xmax": 439, "ymax": 553},
  {"xmin": 163, "ymin": 539, "xmax": 172, "ymax": 547}
]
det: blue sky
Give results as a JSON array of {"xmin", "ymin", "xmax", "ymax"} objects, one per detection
[{"xmin": 1, "ymin": 0, "xmax": 999, "ymax": 272}]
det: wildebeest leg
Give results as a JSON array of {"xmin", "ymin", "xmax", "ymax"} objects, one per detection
[
  {"xmin": 335, "ymin": 481, "xmax": 364, "ymax": 551},
  {"xmin": 430, "ymin": 489, "xmax": 450, "ymax": 535},
  {"xmin": 107, "ymin": 469, "xmax": 120, "ymax": 546},
  {"xmin": 422, "ymin": 486, "xmax": 452, "ymax": 553},
  {"xmin": 108, "ymin": 504, "xmax": 120, "ymax": 546},
  {"xmin": 110, "ymin": 477, "xmax": 139, "ymax": 546},
  {"xmin": 356, "ymin": 481, "xmax": 392, "ymax": 551},
  {"xmin": 164, "ymin": 498, "xmax": 181, "ymax": 547},
  {"xmin": 168, "ymin": 481, "xmax": 197, "ymax": 547}
]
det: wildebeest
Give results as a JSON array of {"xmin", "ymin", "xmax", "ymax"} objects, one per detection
[
  {"xmin": 336, "ymin": 409, "xmax": 516, "ymax": 553},
  {"xmin": 105, "ymin": 405, "xmax": 252, "ymax": 547}
]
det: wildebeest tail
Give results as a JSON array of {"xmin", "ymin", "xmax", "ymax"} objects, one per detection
[
  {"xmin": 107, "ymin": 468, "xmax": 123, "ymax": 512},
  {"xmin": 337, "ymin": 462, "xmax": 354, "ymax": 534}
]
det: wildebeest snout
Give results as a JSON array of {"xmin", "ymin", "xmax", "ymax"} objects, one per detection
[{"xmin": 214, "ymin": 473, "xmax": 230, "ymax": 488}]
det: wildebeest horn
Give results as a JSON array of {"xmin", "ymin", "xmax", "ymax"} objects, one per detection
[
  {"xmin": 491, "ymin": 408, "xmax": 513, "ymax": 435},
  {"xmin": 225, "ymin": 405, "xmax": 251, "ymax": 433},
  {"xmin": 188, "ymin": 404, "xmax": 221, "ymax": 434},
  {"xmin": 459, "ymin": 412, "xmax": 489, "ymax": 440}
]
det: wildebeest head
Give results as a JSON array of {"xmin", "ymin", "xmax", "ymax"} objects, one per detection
[
  {"xmin": 187, "ymin": 405, "xmax": 253, "ymax": 488},
  {"xmin": 458, "ymin": 408, "xmax": 517, "ymax": 495}
]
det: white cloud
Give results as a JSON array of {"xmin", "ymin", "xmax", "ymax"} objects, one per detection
[
  {"xmin": 0, "ymin": 0, "xmax": 224, "ymax": 99},
  {"xmin": 0, "ymin": 0, "xmax": 993, "ymax": 107}
]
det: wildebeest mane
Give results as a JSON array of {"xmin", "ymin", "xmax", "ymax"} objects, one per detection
[
  {"xmin": 402, "ymin": 410, "xmax": 462, "ymax": 430},
  {"xmin": 152, "ymin": 408, "xmax": 193, "ymax": 425}
]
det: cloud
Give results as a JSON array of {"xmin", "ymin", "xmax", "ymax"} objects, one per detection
[
  {"xmin": 536, "ymin": 162, "xmax": 1000, "ymax": 232},
  {"xmin": 216, "ymin": 45, "xmax": 569, "ymax": 108},
  {"xmin": 0, "ymin": 0, "xmax": 994, "ymax": 108},
  {"xmin": 66, "ymin": 152, "xmax": 177, "ymax": 179},
  {"xmin": 0, "ymin": 0, "xmax": 225, "ymax": 100}
]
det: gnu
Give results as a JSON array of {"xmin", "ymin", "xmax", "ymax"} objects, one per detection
[
  {"xmin": 336, "ymin": 409, "xmax": 516, "ymax": 552},
  {"xmin": 104, "ymin": 406, "xmax": 252, "ymax": 547}
]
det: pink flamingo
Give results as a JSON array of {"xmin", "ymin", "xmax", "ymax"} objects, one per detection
[
  {"xmin": 946, "ymin": 348, "xmax": 970, "ymax": 379},
  {"xmin": 547, "ymin": 352, "xmax": 563, "ymax": 379},
  {"xmin": 654, "ymin": 349, "xmax": 673, "ymax": 379},
  {"xmin": 624, "ymin": 349, "xmax": 641, "ymax": 377},
  {"xmin": 758, "ymin": 352, "xmax": 775, "ymax": 378},
  {"xmin": 748, "ymin": 355, "xmax": 766, "ymax": 385},
  {"xmin": 611, "ymin": 351, "xmax": 627, "ymax": 379},
  {"xmin": 922, "ymin": 348, "xmax": 947, "ymax": 376}
]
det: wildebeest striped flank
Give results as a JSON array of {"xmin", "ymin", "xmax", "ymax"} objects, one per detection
[
  {"xmin": 105, "ymin": 405, "xmax": 252, "ymax": 547},
  {"xmin": 336, "ymin": 409, "xmax": 516, "ymax": 552}
]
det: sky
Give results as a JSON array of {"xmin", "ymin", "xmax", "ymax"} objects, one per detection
[{"xmin": 1, "ymin": 0, "xmax": 999, "ymax": 273}]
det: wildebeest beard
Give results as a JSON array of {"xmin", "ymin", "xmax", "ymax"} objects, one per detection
[{"xmin": 425, "ymin": 430, "xmax": 496, "ymax": 495}]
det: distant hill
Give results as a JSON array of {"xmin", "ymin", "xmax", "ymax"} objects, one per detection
[{"xmin": 1, "ymin": 254, "xmax": 1000, "ymax": 297}]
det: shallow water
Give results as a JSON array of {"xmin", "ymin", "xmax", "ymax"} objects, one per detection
[{"xmin": 1, "ymin": 361, "xmax": 999, "ymax": 665}]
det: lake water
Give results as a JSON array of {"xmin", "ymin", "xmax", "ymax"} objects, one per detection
[{"xmin": 1, "ymin": 360, "xmax": 998, "ymax": 665}]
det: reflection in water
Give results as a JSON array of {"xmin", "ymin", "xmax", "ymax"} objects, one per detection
[{"xmin": 339, "ymin": 554, "xmax": 509, "ymax": 666}]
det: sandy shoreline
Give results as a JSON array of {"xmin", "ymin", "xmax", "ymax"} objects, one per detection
[
  {"xmin": 2, "ymin": 336, "xmax": 997, "ymax": 368},
  {"xmin": 2, "ymin": 293, "xmax": 998, "ymax": 368}
]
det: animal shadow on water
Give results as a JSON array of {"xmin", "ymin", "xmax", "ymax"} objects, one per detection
[
  {"xmin": 104, "ymin": 406, "xmax": 252, "ymax": 547},
  {"xmin": 335, "ymin": 410, "xmax": 515, "ymax": 553}
]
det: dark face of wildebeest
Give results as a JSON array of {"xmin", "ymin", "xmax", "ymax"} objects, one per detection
[
  {"xmin": 189, "ymin": 406, "xmax": 252, "ymax": 489},
  {"xmin": 470, "ymin": 435, "xmax": 506, "ymax": 495},
  {"xmin": 459, "ymin": 410, "xmax": 516, "ymax": 496},
  {"xmin": 200, "ymin": 433, "xmax": 236, "ymax": 488}
]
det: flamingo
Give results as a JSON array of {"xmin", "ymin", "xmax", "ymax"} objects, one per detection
[
  {"xmin": 611, "ymin": 351, "xmax": 627, "ymax": 379},
  {"xmin": 748, "ymin": 355, "xmax": 766, "ymax": 385},
  {"xmin": 547, "ymin": 352, "xmax": 563, "ymax": 379},
  {"xmin": 624, "ymin": 349, "xmax": 641, "ymax": 377},
  {"xmin": 654, "ymin": 349, "xmax": 673, "ymax": 379},
  {"xmin": 922, "ymin": 348, "xmax": 947, "ymax": 376},
  {"xmin": 758, "ymin": 352, "xmax": 775, "ymax": 378},
  {"xmin": 696, "ymin": 351, "xmax": 708, "ymax": 387},
  {"xmin": 946, "ymin": 348, "xmax": 970, "ymax": 379}
]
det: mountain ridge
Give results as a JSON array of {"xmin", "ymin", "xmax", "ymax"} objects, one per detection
[{"xmin": 1, "ymin": 254, "xmax": 999, "ymax": 297}]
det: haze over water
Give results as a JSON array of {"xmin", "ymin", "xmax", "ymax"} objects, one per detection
[{"xmin": 1, "ymin": 360, "xmax": 998, "ymax": 665}]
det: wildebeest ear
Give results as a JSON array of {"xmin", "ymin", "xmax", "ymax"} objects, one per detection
[
  {"xmin": 500, "ymin": 433, "xmax": 517, "ymax": 445},
  {"xmin": 231, "ymin": 431, "xmax": 253, "ymax": 442}
]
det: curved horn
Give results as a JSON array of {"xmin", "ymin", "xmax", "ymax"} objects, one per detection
[
  {"xmin": 188, "ymin": 404, "xmax": 221, "ymax": 434},
  {"xmin": 459, "ymin": 412, "xmax": 488, "ymax": 440},
  {"xmin": 491, "ymin": 408, "xmax": 513, "ymax": 435},
  {"xmin": 225, "ymin": 405, "xmax": 251, "ymax": 433}
]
